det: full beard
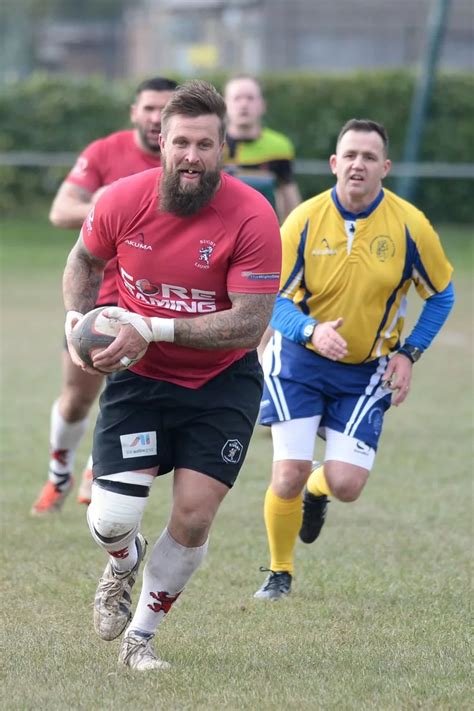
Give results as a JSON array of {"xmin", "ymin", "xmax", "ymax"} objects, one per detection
[{"xmin": 159, "ymin": 165, "xmax": 221, "ymax": 217}]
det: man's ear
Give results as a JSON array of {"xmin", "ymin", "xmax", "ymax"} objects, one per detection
[{"xmin": 382, "ymin": 158, "xmax": 392, "ymax": 179}]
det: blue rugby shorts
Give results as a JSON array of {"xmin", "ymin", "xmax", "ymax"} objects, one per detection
[{"xmin": 259, "ymin": 333, "xmax": 392, "ymax": 450}]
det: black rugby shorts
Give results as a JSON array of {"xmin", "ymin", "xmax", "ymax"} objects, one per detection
[{"xmin": 92, "ymin": 351, "xmax": 263, "ymax": 488}]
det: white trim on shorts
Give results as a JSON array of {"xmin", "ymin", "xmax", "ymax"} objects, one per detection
[
  {"xmin": 344, "ymin": 358, "xmax": 388, "ymax": 438},
  {"xmin": 262, "ymin": 332, "xmax": 291, "ymax": 420}
]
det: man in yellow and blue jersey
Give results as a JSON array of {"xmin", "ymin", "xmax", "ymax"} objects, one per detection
[
  {"xmin": 223, "ymin": 75, "xmax": 301, "ymax": 223},
  {"xmin": 254, "ymin": 118, "xmax": 455, "ymax": 600}
]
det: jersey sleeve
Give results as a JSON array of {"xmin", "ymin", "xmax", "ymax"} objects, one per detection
[
  {"xmin": 81, "ymin": 183, "xmax": 123, "ymax": 261},
  {"xmin": 408, "ymin": 212, "xmax": 454, "ymax": 299},
  {"xmin": 226, "ymin": 198, "xmax": 282, "ymax": 294},
  {"xmin": 65, "ymin": 138, "xmax": 106, "ymax": 194},
  {"xmin": 278, "ymin": 206, "xmax": 310, "ymax": 300}
]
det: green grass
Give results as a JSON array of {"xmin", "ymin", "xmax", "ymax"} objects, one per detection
[{"xmin": 1, "ymin": 215, "xmax": 472, "ymax": 710}]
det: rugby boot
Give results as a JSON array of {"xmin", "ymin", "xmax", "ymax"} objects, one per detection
[
  {"xmin": 31, "ymin": 474, "xmax": 74, "ymax": 515},
  {"xmin": 254, "ymin": 568, "xmax": 292, "ymax": 600},
  {"xmin": 119, "ymin": 631, "xmax": 170, "ymax": 671},
  {"xmin": 299, "ymin": 489, "xmax": 329, "ymax": 544},
  {"xmin": 94, "ymin": 533, "xmax": 147, "ymax": 641}
]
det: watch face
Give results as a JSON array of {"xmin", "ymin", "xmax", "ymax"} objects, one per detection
[
  {"xmin": 402, "ymin": 345, "xmax": 422, "ymax": 362},
  {"xmin": 303, "ymin": 324, "xmax": 314, "ymax": 339}
]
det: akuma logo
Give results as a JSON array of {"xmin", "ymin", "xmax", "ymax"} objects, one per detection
[{"xmin": 125, "ymin": 232, "xmax": 152, "ymax": 251}]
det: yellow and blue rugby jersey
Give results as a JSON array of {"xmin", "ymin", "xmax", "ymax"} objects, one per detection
[{"xmin": 279, "ymin": 187, "xmax": 453, "ymax": 364}]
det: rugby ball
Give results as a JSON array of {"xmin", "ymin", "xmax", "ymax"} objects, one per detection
[{"xmin": 70, "ymin": 306, "xmax": 126, "ymax": 368}]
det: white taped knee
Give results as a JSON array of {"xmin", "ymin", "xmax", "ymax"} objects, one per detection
[{"xmin": 87, "ymin": 482, "xmax": 148, "ymax": 552}]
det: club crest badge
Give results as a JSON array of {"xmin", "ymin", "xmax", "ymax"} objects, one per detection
[
  {"xmin": 221, "ymin": 439, "xmax": 243, "ymax": 464},
  {"xmin": 195, "ymin": 240, "xmax": 216, "ymax": 269}
]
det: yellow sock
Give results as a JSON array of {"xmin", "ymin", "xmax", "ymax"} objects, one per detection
[
  {"xmin": 306, "ymin": 464, "xmax": 332, "ymax": 497},
  {"xmin": 264, "ymin": 486, "xmax": 302, "ymax": 575}
]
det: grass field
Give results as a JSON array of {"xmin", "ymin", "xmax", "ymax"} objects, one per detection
[{"xmin": 1, "ymin": 215, "xmax": 472, "ymax": 710}]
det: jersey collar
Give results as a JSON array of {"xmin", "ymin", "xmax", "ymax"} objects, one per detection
[{"xmin": 331, "ymin": 186, "xmax": 384, "ymax": 220}]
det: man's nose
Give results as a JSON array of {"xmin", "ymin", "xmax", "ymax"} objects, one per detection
[
  {"xmin": 150, "ymin": 110, "xmax": 162, "ymax": 123},
  {"xmin": 185, "ymin": 145, "xmax": 200, "ymax": 162}
]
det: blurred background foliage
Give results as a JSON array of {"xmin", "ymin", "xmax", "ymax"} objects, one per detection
[{"xmin": 1, "ymin": 69, "xmax": 473, "ymax": 221}]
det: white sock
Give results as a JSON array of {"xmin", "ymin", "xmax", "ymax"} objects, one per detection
[
  {"xmin": 110, "ymin": 537, "xmax": 139, "ymax": 575},
  {"xmin": 48, "ymin": 400, "xmax": 88, "ymax": 484},
  {"xmin": 129, "ymin": 528, "xmax": 208, "ymax": 636}
]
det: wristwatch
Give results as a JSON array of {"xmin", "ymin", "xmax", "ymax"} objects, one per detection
[
  {"xmin": 302, "ymin": 322, "xmax": 316, "ymax": 343},
  {"xmin": 397, "ymin": 344, "xmax": 423, "ymax": 363}
]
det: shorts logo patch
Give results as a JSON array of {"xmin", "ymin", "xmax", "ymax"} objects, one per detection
[
  {"xmin": 120, "ymin": 431, "xmax": 157, "ymax": 459},
  {"xmin": 354, "ymin": 440, "xmax": 370, "ymax": 456},
  {"xmin": 221, "ymin": 439, "xmax": 243, "ymax": 464}
]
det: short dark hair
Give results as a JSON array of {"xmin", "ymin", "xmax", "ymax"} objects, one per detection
[
  {"xmin": 337, "ymin": 119, "xmax": 389, "ymax": 155},
  {"xmin": 135, "ymin": 77, "xmax": 178, "ymax": 98},
  {"xmin": 161, "ymin": 80, "xmax": 227, "ymax": 142}
]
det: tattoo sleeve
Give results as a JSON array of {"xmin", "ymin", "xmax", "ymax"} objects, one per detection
[
  {"xmin": 173, "ymin": 292, "xmax": 276, "ymax": 349},
  {"xmin": 63, "ymin": 233, "xmax": 107, "ymax": 314}
]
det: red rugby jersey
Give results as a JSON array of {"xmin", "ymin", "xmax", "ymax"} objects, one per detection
[
  {"xmin": 67, "ymin": 130, "xmax": 162, "ymax": 305},
  {"xmin": 82, "ymin": 168, "xmax": 281, "ymax": 387}
]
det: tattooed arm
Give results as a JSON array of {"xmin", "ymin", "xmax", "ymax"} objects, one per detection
[
  {"xmin": 63, "ymin": 232, "xmax": 107, "ymax": 314},
  {"xmin": 173, "ymin": 292, "xmax": 277, "ymax": 350}
]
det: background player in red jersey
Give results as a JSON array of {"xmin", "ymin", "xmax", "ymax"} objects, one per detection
[
  {"xmin": 31, "ymin": 77, "xmax": 178, "ymax": 515},
  {"xmin": 63, "ymin": 80, "xmax": 281, "ymax": 671}
]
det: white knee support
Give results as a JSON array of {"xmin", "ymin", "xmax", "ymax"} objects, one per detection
[
  {"xmin": 87, "ymin": 480, "xmax": 149, "ymax": 553},
  {"xmin": 271, "ymin": 416, "xmax": 321, "ymax": 461},
  {"xmin": 324, "ymin": 428, "xmax": 376, "ymax": 470}
]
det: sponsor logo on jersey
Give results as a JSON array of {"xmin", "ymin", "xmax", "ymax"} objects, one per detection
[
  {"xmin": 195, "ymin": 239, "xmax": 216, "ymax": 269},
  {"xmin": 221, "ymin": 439, "xmax": 243, "ymax": 464},
  {"xmin": 370, "ymin": 235, "xmax": 395, "ymax": 262},
  {"xmin": 120, "ymin": 268, "xmax": 217, "ymax": 313},
  {"xmin": 125, "ymin": 232, "xmax": 152, "ymax": 251},
  {"xmin": 71, "ymin": 156, "xmax": 88, "ymax": 177},
  {"xmin": 312, "ymin": 238, "xmax": 337, "ymax": 256},
  {"xmin": 120, "ymin": 431, "xmax": 157, "ymax": 459},
  {"xmin": 241, "ymin": 271, "xmax": 280, "ymax": 281}
]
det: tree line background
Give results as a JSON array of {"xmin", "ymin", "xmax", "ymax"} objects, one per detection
[{"xmin": 1, "ymin": 70, "xmax": 473, "ymax": 222}]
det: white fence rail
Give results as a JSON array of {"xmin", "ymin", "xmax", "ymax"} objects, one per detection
[{"xmin": 1, "ymin": 152, "xmax": 473, "ymax": 179}]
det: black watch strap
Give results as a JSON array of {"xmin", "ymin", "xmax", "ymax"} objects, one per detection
[{"xmin": 397, "ymin": 344, "xmax": 423, "ymax": 363}]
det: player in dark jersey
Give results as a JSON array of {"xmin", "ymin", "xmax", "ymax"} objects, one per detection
[
  {"xmin": 63, "ymin": 81, "xmax": 281, "ymax": 671},
  {"xmin": 31, "ymin": 77, "xmax": 178, "ymax": 515},
  {"xmin": 223, "ymin": 75, "xmax": 301, "ymax": 223}
]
